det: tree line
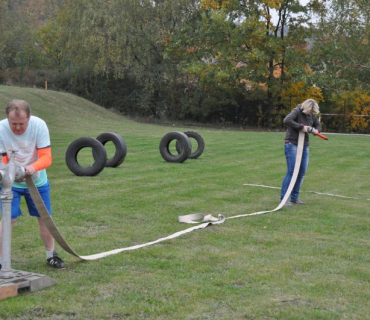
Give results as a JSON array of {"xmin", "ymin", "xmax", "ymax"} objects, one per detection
[{"xmin": 0, "ymin": 0, "xmax": 369, "ymax": 132}]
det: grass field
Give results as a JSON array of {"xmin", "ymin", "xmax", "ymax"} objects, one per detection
[{"xmin": 0, "ymin": 86, "xmax": 369, "ymax": 319}]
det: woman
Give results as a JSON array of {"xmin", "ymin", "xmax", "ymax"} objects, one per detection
[{"xmin": 280, "ymin": 99, "xmax": 322, "ymax": 206}]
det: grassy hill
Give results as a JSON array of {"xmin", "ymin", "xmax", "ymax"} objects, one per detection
[{"xmin": 0, "ymin": 86, "xmax": 369, "ymax": 319}]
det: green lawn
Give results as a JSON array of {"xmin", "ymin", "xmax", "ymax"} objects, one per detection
[{"xmin": 0, "ymin": 86, "xmax": 369, "ymax": 319}]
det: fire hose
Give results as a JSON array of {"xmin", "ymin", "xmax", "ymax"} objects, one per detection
[{"xmin": 26, "ymin": 131, "xmax": 307, "ymax": 261}]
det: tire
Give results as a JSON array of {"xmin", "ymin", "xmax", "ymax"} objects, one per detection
[
  {"xmin": 65, "ymin": 137, "xmax": 107, "ymax": 176},
  {"xmin": 159, "ymin": 132, "xmax": 191, "ymax": 163},
  {"xmin": 176, "ymin": 131, "xmax": 205, "ymax": 159},
  {"xmin": 96, "ymin": 132, "xmax": 127, "ymax": 167}
]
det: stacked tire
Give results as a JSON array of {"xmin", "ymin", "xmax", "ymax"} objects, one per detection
[
  {"xmin": 159, "ymin": 131, "xmax": 204, "ymax": 163},
  {"xmin": 66, "ymin": 133, "xmax": 127, "ymax": 176}
]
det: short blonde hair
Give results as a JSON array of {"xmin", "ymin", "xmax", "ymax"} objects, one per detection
[
  {"xmin": 300, "ymin": 99, "xmax": 320, "ymax": 115},
  {"xmin": 6, "ymin": 100, "xmax": 31, "ymax": 118}
]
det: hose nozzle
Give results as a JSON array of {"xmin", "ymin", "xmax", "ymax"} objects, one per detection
[{"xmin": 308, "ymin": 127, "xmax": 328, "ymax": 140}]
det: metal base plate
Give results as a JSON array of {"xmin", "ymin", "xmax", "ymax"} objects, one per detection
[{"xmin": 0, "ymin": 269, "xmax": 56, "ymax": 300}]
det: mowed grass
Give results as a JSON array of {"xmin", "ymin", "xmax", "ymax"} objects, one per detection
[{"xmin": 0, "ymin": 86, "xmax": 369, "ymax": 319}]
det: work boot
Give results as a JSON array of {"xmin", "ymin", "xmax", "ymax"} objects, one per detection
[{"xmin": 46, "ymin": 251, "xmax": 67, "ymax": 269}]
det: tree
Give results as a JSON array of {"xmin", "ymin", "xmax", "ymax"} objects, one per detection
[
  {"xmin": 167, "ymin": 0, "xmax": 318, "ymax": 126},
  {"xmin": 0, "ymin": 0, "xmax": 9, "ymax": 72},
  {"xmin": 308, "ymin": 0, "xmax": 370, "ymax": 95},
  {"xmin": 48, "ymin": 0, "xmax": 200, "ymax": 117},
  {"xmin": 0, "ymin": 0, "xmax": 65, "ymax": 86}
]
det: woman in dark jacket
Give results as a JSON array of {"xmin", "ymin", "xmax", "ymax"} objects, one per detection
[{"xmin": 280, "ymin": 99, "xmax": 322, "ymax": 205}]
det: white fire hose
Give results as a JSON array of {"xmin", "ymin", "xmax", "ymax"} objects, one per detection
[{"xmin": 22, "ymin": 132, "xmax": 305, "ymax": 261}]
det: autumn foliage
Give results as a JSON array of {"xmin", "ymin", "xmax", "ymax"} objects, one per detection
[{"xmin": 0, "ymin": 0, "xmax": 369, "ymax": 132}]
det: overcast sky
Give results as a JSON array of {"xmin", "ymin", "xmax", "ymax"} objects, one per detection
[{"xmin": 271, "ymin": 0, "xmax": 313, "ymax": 24}]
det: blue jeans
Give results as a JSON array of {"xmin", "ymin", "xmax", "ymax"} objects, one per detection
[{"xmin": 280, "ymin": 142, "xmax": 309, "ymax": 201}]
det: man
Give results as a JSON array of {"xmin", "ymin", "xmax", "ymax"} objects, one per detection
[{"xmin": 0, "ymin": 99, "xmax": 66, "ymax": 270}]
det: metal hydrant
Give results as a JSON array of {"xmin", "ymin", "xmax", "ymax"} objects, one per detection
[{"xmin": 0, "ymin": 151, "xmax": 25, "ymax": 279}]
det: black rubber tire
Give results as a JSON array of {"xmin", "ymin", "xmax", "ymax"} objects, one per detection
[
  {"xmin": 176, "ymin": 131, "xmax": 205, "ymax": 159},
  {"xmin": 96, "ymin": 132, "xmax": 127, "ymax": 167},
  {"xmin": 65, "ymin": 137, "xmax": 107, "ymax": 176},
  {"xmin": 159, "ymin": 132, "xmax": 191, "ymax": 163}
]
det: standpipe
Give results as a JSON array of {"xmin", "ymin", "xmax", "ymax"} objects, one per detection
[{"xmin": 0, "ymin": 151, "xmax": 25, "ymax": 279}]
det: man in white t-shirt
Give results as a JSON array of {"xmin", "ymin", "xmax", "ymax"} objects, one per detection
[{"xmin": 0, "ymin": 99, "xmax": 66, "ymax": 269}]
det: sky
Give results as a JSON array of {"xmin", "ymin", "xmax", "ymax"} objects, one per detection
[{"xmin": 270, "ymin": 0, "xmax": 314, "ymax": 24}]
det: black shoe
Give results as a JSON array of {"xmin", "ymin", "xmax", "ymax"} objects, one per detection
[{"xmin": 46, "ymin": 251, "xmax": 67, "ymax": 269}]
